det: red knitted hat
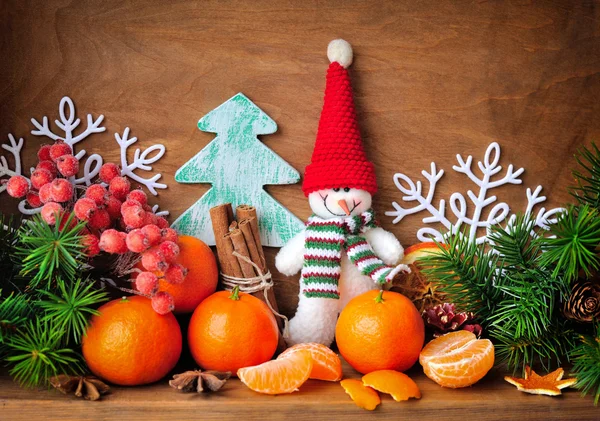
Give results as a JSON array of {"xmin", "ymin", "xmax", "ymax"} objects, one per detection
[{"xmin": 302, "ymin": 39, "xmax": 378, "ymax": 197}]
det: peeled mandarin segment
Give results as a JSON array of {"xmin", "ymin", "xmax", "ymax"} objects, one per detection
[
  {"xmin": 237, "ymin": 349, "xmax": 313, "ymax": 395},
  {"xmin": 279, "ymin": 343, "xmax": 343, "ymax": 381},
  {"xmin": 419, "ymin": 330, "xmax": 476, "ymax": 365},
  {"xmin": 362, "ymin": 370, "xmax": 421, "ymax": 401},
  {"xmin": 419, "ymin": 332, "xmax": 495, "ymax": 388},
  {"xmin": 340, "ymin": 379, "xmax": 381, "ymax": 411}
]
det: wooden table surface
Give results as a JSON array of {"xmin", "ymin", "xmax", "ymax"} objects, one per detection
[{"xmin": 1, "ymin": 360, "xmax": 598, "ymax": 421}]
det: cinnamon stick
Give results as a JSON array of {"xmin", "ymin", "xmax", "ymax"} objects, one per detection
[
  {"xmin": 222, "ymin": 233, "xmax": 243, "ymax": 278},
  {"xmin": 229, "ymin": 229, "xmax": 256, "ymax": 278},
  {"xmin": 209, "ymin": 204, "xmax": 234, "ymax": 276},
  {"xmin": 239, "ymin": 219, "xmax": 265, "ymax": 273},
  {"xmin": 236, "ymin": 205, "xmax": 266, "ymax": 270}
]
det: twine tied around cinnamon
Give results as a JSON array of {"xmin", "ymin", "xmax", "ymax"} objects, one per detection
[{"xmin": 220, "ymin": 251, "xmax": 290, "ymax": 339}]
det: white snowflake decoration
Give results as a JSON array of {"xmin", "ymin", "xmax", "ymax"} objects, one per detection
[
  {"xmin": 385, "ymin": 142, "xmax": 564, "ymax": 244},
  {"xmin": 1, "ymin": 96, "xmax": 168, "ymax": 216}
]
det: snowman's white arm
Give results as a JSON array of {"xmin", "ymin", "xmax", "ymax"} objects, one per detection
[
  {"xmin": 275, "ymin": 230, "xmax": 306, "ymax": 276},
  {"xmin": 363, "ymin": 227, "xmax": 404, "ymax": 266}
]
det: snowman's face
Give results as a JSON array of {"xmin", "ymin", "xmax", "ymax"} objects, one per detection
[{"xmin": 308, "ymin": 188, "xmax": 372, "ymax": 219}]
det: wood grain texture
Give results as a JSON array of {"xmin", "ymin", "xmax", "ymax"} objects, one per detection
[
  {"xmin": 1, "ymin": 0, "xmax": 600, "ymax": 318},
  {"xmin": 0, "ymin": 361, "xmax": 597, "ymax": 420}
]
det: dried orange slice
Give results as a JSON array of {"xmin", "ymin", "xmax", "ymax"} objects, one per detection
[
  {"xmin": 279, "ymin": 343, "xmax": 343, "ymax": 381},
  {"xmin": 419, "ymin": 330, "xmax": 494, "ymax": 388},
  {"xmin": 362, "ymin": 370, "xmax": 421, "ymax": 401},
  {"xmin": 237, "ymin": 349, "xmax": 312, "ymax": 394},
  {"xmin": 340, "ymin": 379, "xmax": 381, "ymax": 410}
]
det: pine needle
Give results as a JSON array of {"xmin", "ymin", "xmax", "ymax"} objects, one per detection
[
  {"xmin": 36, "ymin": 279, "xmax": 108, "ymax": 344},
  {"xmin": 15, "ymin": 213, "xmax": 87, "ymax": 289},
  {"xmin": 5, "ymin": 319, "xmax": 83, "ymax": 388},
  {"xmin": 570, "ymin": 323, "xmax": 600, "ymax": 405}
]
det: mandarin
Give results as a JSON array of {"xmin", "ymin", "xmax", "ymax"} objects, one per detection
[
  {"xmin": 137, "ymin": 235, "xmax": 218, "ymax": 313},
  {"xmin": 335, "ymin": 290, "xmax": 425, "ymax": 374},
  {"xmin": 419, "ymin": 330, "xmax": 494, "ymax": 388},
  {"xmin": 188, "ymin": 286, "xmax": 278, "ymax": 373},
  {"xmin": 279, "ymin": 342, "xmax": 343, "ymax": 381},
  {"xmin": 82, "ymin": 295, "xmax": 182, "ymax": 386},
  {"xmin": 238, "ymin": 349, "xmax": 313, "ymax": 394}
]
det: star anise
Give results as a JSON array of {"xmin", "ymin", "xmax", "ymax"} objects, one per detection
[
  {"xmin": 169, "ymin": 370, "xmax": 231, "ymax": 393},
  {"xmin": 49, "ymin": 374, "xmax": 110, "ymax": 401}
]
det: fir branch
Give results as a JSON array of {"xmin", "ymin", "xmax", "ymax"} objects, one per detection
[
  {"xmin": 488, "ymin": 214, "xmax": 540, "ymax": 270},
  {"xmin": 538, "ymin": 205, "xmax": 600, "ymax": 283},
  {"xmin": 16, "ymin": 213, "xmax": 87, "ymax": 289},
  {"xmin": 570, "ymin": 324, "xmax": 600, "ymax": 405},
  {"xmin": 0, "ymin": 212, "xmax": 23, "ymax": 290},
  {"xmin": 493, "ymin": 321, "xmax": 577, "ymax": 375},
  {"xmin": 571, "ymin": 142, "xmax": 600, "ymax": 210},
  {"xmin": 37, "ymin": 279, "xmax": 108, "ymax": 344},
  {"xmin": 0, "ymin": 291, "xmax": 31, "ymax": 347},
  {"xmin": 421, "ymin": 231, "xmax": 501, "ymax": 322},
  {"xmin": 5, "ymin": 319, "xmax": 83, "ymax": 388}
]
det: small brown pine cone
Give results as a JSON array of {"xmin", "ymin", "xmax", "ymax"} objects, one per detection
[{"xmin": 564, "ymin": 279, "xmax": 600, "ymax": 323}]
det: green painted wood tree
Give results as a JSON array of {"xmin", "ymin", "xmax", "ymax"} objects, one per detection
[{"xmin": 172, "ymin": 93, "xmax": 304, "ymax": 246}]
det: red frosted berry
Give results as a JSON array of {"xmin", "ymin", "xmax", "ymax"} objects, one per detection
[
  {"xmin": 30, "ymin": 168, "xmax": 54, "ymax": 190},
  {"xmin": 141, "ymin": 247, "xmax": 168, "ymax": 272},
  {"xmin": 151, "ymin": 291, "xmax": 175, "ymax": 315},
  {"xmin": 50, "ymin": 178, "xmax": 74, "ymax": 203},
  {"xmin": 121, "ymin": 200, "xmax": 145, "ymax": 229},
  {"xmin": 26, "ymin": 191, "xmax": 42, "ymax": 208},
  {"xmin": 88, "ymin": 208, "xmax": 111, "ymax": 231},
  {"xmin": 160, "ymin": 228, "xmax": 178, "ymax": 243},
  {"xmin": 141, "ymin": 224, "xmax": 162, "ymax": 246},
  {"xmin": 36, "ymin": 160, "xmax": 58, "ymax": 177},
  {"xmin": 41, "ymin": 202, "xmax": 63, "ymax": 225},
  {"xmin": 127, "ymin": 189, "xmax": 148, "ymax": 206},
  {"xmin": 56, "ymin": 154, "xmax": 79, "ymax": 177},
  {"xmin": 126, "ymin": 229, "xmax": 150, "ymax": 253},
  {"xmin": 164, "ymin": 264, "xmax": 187, "ymax": 285},
  {"xmin": 99, "ymin": 163, "xmax": 120, "ymax": 184},
  {"xmin": 38, "ymin": 183, "xmax": 53, "ymax": 203},
  {"xmin": 108, "ymin": 176, "xmax": 130, "ymax": 201},
  {"xmin": 98, "ymin": 229, "xmax": 128, "ymax": 254},
  {"xmin": 74, "ymin": 197, "xmax": 97, "ymax": 221},
  {"xmin": 159, "ymin": 241, "xmax": 180, "ymax": 264},
  {"xmin": 135, "ymin": 271, "xmax": 159, "ymax": 295},
  {"xmin": 105, "ymin": 196, "xmax": 122, "ymax": 220},
  {"xmin": 49, "ymin": 141, "xmax": 72, "ymax": 162},
  {"xmin": 6, "ymin": 175, "xmax": 30, "ymax": 198},
  {"xmin": 142, "ymin": 211, "xmax": 158, "ymax": 227},
  {"xmin": 81, "ymin": 233, "xmax": 100, "ymax": 257},
  {"xmin": 85, "ymin": 184, "xmax": 107, "ymax": 205},
  {"xmin": 156, "ymin": 216, "xmax": 169, "ymax": 229},
  {"xmin": 37, "ymin": 144, "xmax": 52, "ymax": 161}
]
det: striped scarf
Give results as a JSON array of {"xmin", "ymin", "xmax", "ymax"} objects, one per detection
[{"xmin": 301, "ymin": 209, "xmax": 400, "ymax": 299}]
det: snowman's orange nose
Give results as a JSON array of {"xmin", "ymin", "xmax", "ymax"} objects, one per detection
[{"xmin": 338, "ymin": 199, "xmax": 351, "ymax": 216}]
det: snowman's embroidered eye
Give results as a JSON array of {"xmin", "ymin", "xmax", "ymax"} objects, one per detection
[
  {"xmin": 344, "ymin": 187, "xmax": 350, "ymax": 192},
  {"xmin": 333, "ymin": 188, "xmax": 340, "ymax": 192}
]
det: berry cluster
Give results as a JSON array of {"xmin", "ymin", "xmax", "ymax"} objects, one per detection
[{"xmin": 4, "ymin": 140, "xmax": 186, "ymax": 315}]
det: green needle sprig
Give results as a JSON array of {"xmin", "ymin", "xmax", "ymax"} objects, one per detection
[
  {"xmin": 5, "ymin": 319, "xmax": 83, "ymax": 388},
  {"xmin": 37, "ymin": 279, "xmax": 108, "ymax": 344},
  {"xmin": 16, "ymin": 213, "xmax": 87, "ymax": 290},
  {"xmin": 571, "ymin": 323, "xmax": 600, "ymax": 405}
]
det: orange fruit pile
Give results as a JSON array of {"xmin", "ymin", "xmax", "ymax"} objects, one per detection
[
  {"xmin": 341, "ymin": 370, "xmax": 421, "ymax": 411},
  {"xmin": 335, "ymin": 289, "xmax": 425, "ymax": 374},
  {"xmin": 419, "ymin": 330, "xmax": 494, "ymax": 388},
  {"xmin": 188, "ymin": 286, "xmax": 279, "ymax": 373},
  {"xmin": 155, "ymin": 235, "xmax": 218, "ymax": 313},
  {"xmin": 82, "ymin": 296, "xmax": 182, "ymax": 386},
  {"xmin": 279, "ymin": 342, "xmax": 342, "ymax": 381},
  {"xmin": 238, "ymin": 349, "xmax": 313, "ymax": 394}
]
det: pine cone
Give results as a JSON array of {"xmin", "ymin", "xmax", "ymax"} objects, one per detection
[
  {"xmin": 564, "ymin": 280, "xmax": 600, "ymax": 323},
  {"xmin": 422, "ymin": 303, "xmax": 482, "ymax": 337}
]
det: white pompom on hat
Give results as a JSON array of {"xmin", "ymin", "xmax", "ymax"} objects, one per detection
[{"xmin": 327, "ymin": 39, "xmax": 353, "ymax": 68}]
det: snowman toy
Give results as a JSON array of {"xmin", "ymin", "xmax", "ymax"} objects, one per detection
[{"xmin": 276, "ymin": 39, "xmax": 409, "ymax": 347}]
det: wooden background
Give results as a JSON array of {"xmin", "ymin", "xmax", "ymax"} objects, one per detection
[{"xmin": 1, "ymin": 0, "xmax": 600, "ymax": 316}]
